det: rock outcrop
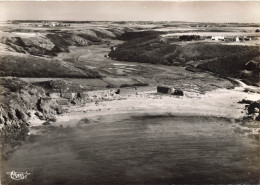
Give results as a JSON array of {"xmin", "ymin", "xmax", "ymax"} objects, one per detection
[
  {"xmin": 171, "ymin": 89, "xmax": 184, "ymax": 96},
  {"xmin": 157, "ymin": 85, "xmax": 184, "ymax": 96},
  {"xmin": 0, "ymin": 78, "xmax": 64, "ymax": 131},
  {"xmin": 240, "ymin": 99, "xmax": 260, "ymax": 121},
  {"xmin": 157, "ymin": 85, "xmax": 174, "ymax": 94},
  {"xmin": 247, "ymin": 100, "xmax": 260, "ymax": 121}
]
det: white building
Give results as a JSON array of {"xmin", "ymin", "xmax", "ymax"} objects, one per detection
[
  {"xmin": 235, "ymin": 37, "xmax": 240, "ymax": 42},
  {"xmin": 211, "ymin": 36, "xmax": 225, "ymax": 41},
  {"xmin": 51, "ymin": 22, "xmax": 59, "ymax": 27}
]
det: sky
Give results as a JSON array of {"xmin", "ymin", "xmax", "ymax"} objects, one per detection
[{"xmin": 0, "ymin": 1, "xmax": 260, "ymax": 23}]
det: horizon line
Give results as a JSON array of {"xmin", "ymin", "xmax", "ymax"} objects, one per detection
[{"xmin": 4, "ymin": 20, "xmax": 260, "ymax": 24}]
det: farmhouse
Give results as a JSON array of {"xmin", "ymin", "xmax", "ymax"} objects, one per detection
[
  {"xmin": 211, "ymin": 36, "xmax": 225, "ymax": 41},
  {"xmin": 51, "ymin": 22, "xmax": 59, "ymax": 27},
  {"xmin": 235, "ymin": 37, "xmax": 240, "ymax": 42}
]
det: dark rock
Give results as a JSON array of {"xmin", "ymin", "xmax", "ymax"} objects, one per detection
[
  {"xmin": 115, "ymin": 89, "xmax": 121, "ymax": 94},
  {"xmin": 36, "ymin": 98, "xmax": 43, "ymax": 112},
  {"xmin": 244, "ymin": 88, "xmax": 249, "ymax": 93},
  {"xmin": 120, "ymin": 83, "xmax": 149, "ymax": 88},
  {"xmin": 55, "ymin": 107, "xmax": 63, "ymax": 114},
  {"xmin": 35, "ymin": 111, "xmax": 45, "ymax": 120},
  {"xmin": 76, "ymin": 92, "xmax": 89, "ymax": 99},
  {"xmin": 15, "ymin": 109, "xmax": 28, "ymax": 122},
  {"xmin": 238, "ymin": 99, "xmax": 254, "ymax": 104},
  {"xmin": 77, "ymin": 92, "xmax": 81, "ymax": 98},
  {"xmin": 172, "ymin": 89, "xmax": 184, "ymax": 96},
  {"xmin": 248, "ymin": 101, "xmax": 260, "ymax": 114},
  {"xmin": 157, "ymin": 85, "xmax": 174, "ymax": 94},
  {"xmin": 71, "ymin": 100, "xmax": 77, "ymax": 105}
]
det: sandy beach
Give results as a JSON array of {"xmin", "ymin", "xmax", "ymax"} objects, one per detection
[{"xmin": 27, "ymin": 83, "xmax": 260, "ymax": 140}]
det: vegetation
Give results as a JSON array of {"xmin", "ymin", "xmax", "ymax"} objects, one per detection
[
  {"xmin": 179, "ymin": 35, "xmax": 201, "ymax": 41},
  {"xmin": 0, "ymin": 54, "xmax": 100, "ymax": 78},
  {"xmin": 110, "ymin": 32, "xmax": 260, "ymax": 85}
]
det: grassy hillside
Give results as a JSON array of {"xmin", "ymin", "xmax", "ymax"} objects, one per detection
[
  {"xmin": 0, "ymin": 53, "xmax": 100, "ymax": 78},
  {"xmin": 0, "ymin": 27, "xmax": 129, "ymax": 57},
  {"xmin": 110, "ymin": 32, "xmax": 260, "ymax": 85}
]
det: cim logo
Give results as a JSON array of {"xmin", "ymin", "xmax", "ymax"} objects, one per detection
[{"xmin": 7, "ymin": 171, "xmax": 30, "ymax": 180}]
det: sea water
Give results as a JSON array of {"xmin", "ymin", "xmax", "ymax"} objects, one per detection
[{"xmin": 2, "ymin": 114, "xmax": 259, "ymax": 184}]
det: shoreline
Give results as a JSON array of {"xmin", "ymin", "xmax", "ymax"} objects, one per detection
[{"xmin": 29, "ymin": 84, "xmax": 260, "ymax": 139}]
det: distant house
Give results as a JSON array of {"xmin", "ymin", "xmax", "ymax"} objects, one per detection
[
  {"xmin": 211, "ymin": 36, "xmax": 225, "ymax": 41},
  {"xmin": 51, "ymin": 22, "xmax": 59, "ymax": 27}
]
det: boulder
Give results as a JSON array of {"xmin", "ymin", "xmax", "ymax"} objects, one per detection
[
  {"xmin": 157, "ymin": 85, "xmax": 174, "ymax": 94},
  {"xmin": 172, "ymin": 89, "xmax": 184, "ymax": 96},
  {"xmin": 248, "ymin": 101, "xmax": 260, "ymax": 114},
  {"xmin": 115, "ymin": 89, "xmax": 121, "ymax": 94}
]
